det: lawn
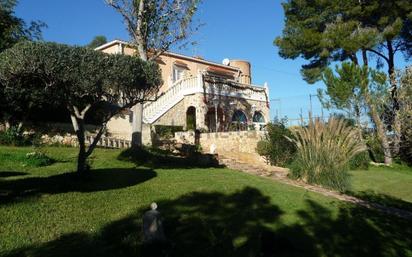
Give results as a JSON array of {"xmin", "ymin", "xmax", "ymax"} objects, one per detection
[
  {"xmin": 1, "ymin": 146, "xmax": 412, "ymax": 257},
  {"xmin": 349, "ymin": 165, "xmax": 412, "ymax": 211}
]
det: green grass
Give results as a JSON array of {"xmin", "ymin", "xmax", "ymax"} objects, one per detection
[
  {"xmin": 1, "ymin": 146, "xmax": 412, "ymax": 257},
  {"xmin": 349, "ymin": 164, "xmax": 412, "ymax": 211}
]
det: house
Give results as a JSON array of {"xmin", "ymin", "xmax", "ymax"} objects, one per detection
[{"xmin": 96, "ymin": 40, "xmax": 270, "ymax": 145}]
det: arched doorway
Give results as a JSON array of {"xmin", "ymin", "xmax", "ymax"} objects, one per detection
[
  {"xmin": 206, "ymin": 107, "xmax": 224, "ymax": 132},
  {"xmin": 253, "ymin": 111, "xmax": 265, "ymax": 130},
  {"xmin": 186, "ymin": 106, "xmax": 196, "ymax": 130},
  {"xmin": 252, "ymin": 112, "xmax": 264, "ymax": 123}
]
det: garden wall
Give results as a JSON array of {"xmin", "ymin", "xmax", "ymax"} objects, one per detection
[{"xmin": 175, "ymin": 131, "xmax": 265, "ymax": 155}]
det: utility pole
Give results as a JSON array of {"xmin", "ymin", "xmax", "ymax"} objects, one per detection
[
  {"xmin": 309, "ymin": 94, "xmax": 317, "ymax": 116},
  {"xmin": 321, "ymin": 107, "xmax": 324, "ymax": 121},
  {"xmin": 270, "ymin": 98, "xmax": 282, "ymax": 119},
  {"xmin": 309, "ymin": 94, "xmax": 313, "ymax": 115}
]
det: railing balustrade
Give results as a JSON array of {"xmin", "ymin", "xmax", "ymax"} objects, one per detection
[{"xmin": 142, "ymin": 74, "xmax": 269, "ymax": 124}]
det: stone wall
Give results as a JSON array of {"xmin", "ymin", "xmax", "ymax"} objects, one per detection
[
  {"xmin": 175, "ymin": 130, "xmax": 265, "ymax": 155},
  {"xmin": 152, "ymin": 94, "xmax": 205, "ymax": 128},
  {"xmin": 152, "ymin": 93, "xmax": 269, "ymax": 132}
]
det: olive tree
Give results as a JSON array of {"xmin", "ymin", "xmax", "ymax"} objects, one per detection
[{"xmin": 0, "ymin": 41, "xmax": 162, "ymax": 174}]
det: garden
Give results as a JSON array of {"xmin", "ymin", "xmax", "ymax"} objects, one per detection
[
  {"xmin": 1, "ymin": 145, "xmax": 412, "ymax": 257},
  {"xmin": 2, "ymin": 0, "xmax": 412, "ymax": 256}
]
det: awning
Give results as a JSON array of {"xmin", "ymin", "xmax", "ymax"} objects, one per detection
[
  {"xmin": 173, "ymin": 60, "xmax": 189, "ymax": 69},
  {"xmin": 206, "ymin": 66, "xmax": 235, "ymax": 77}
]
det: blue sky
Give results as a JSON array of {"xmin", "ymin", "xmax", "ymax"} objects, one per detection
[{"xmin": 14, "ymin": 0, "xmax": 409, "ymax": 123}]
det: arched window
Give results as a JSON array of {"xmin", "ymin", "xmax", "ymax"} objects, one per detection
[
  {"xmin": 232, "ymin": 110, "xmax": 247, "ymax": 123},
  {"xmin": 253, "ymin": 112, "xmax": 265, "ymax": 123}
]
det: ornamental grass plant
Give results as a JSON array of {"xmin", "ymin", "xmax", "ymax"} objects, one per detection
[{"xmin": 288, "ymin": 117, "xmax": 366, "ymax": 192}]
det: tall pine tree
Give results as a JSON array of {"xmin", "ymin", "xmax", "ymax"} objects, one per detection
[{"xmin": 275, "ymin": 0, "xmax": 412, "ymax": 163}]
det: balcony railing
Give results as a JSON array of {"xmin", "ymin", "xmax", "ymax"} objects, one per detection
[{"xmin": 143, "ymin": 73, "xmax": 269, "ymax": 124}]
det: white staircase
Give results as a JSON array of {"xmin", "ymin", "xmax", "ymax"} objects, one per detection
[
  {"xmin": 143, "ymin": 76, "xmax": 201, "ymax": 124},
  {"xmin": 142, "ymin": 73, "xmax": 269, "ymax": 124}
]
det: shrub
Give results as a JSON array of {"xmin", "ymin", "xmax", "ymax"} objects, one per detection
[
  {"xmin": 400, "ymin": 130, "xmax": 412, "ymax": 166},
  {"xmin": 0, "ymin": 126, "xmax": 44, "ymax": 146},
  {"xmin": 154, "ymin": 125, "xmax": 184, "ymax": 139},
  {"xmin": 399, "ymin": 68, "xmax": 412, "ymax": 166},
  {"xmin": 256, "ymin": 122, "xmax": 296, "ymax": 166},
  {"xmin": 288, "ymin": 117, "xmax": 366, "ymax": 192},
  {"xmin": 364, "ymin": 133, "xmax": 385, "ymax": 163},
  {"xmin": 0, "ymin": 126, "xmax": 32, "ymax": 146},
  {"xmin": 23, "ymin": 151, "xmax": 55, "ymax": 167},
  {"xmin": 349, "ymin": 151, "xmax": 370, "ymax": 170}
]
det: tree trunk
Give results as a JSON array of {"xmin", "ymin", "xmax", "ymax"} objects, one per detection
[
  {"xmin": 364, "ymin": 94, "xmax": 393, "ymax": 165},
  {"xmin": 70, "ymin": 113, "xmax": 90, "ymax": 175},
  {"xmin": 77, "ymin": 142, "xmax": 88, "ymax": 174},
  {"xmin": 387, "ymin": 40, "xmax": 401, "ymax": 157},
  {"xmin": 132, "ymin": 103, "xmax": 143, "ymax": 147},
  {"xmin": 130, "ymin": 0, "xmax": 148, "ymax": 147}
]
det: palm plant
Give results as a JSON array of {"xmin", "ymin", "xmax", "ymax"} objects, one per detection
[{"xmin": 288, "ymin": 117, "xmax": 366, "ymax": 191}]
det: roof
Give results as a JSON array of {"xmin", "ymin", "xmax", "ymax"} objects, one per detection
[
  {"xmin": 95, "ymin": 39, "xmax": 240, "ymax": 72},
  {"xmin": 207, "ymin": 66, "xmax": 236, "ymax": 76}
]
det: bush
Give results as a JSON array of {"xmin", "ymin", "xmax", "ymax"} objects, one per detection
[
  {"xmin": 288, "ymin": 117, "xmax": 367, "ymax": 192},
  {"xmin": 399, "ymin": 115, "xmax": 412, "ymax": 166},
  {"xmin": 400, "ymin": 133, "xmax": 412, "ymax": 166},
  {"xmin": 0, "ymin": 126, "xmax": 29, "ymax": 146},
  {"xmin": 154, "ymin": 125, "xmax": 184, "ymax": 139},
  {"xmin": 349, "ymin": 151, "xmax": 370, "ymax": 170},
  {"xmin": 23, "ymin": 151, "xmax": 55, "ymax": 167},
  {"xmin": 364, "ymin": 133, "xmax": 385, "ymax": 163},
  {"xmin": 399, "ymin": 69, "xmax": 412, "ymax": 166},
  {"xmin": 256, "ymin": 122, "xmax": 296, "ymax": 167},
  {"xmin": 0, "ymin": 126, "xmax": 44, "ymax": 146}
]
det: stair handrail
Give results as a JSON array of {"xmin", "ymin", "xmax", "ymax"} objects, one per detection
[{"xmin": 143, "ymin": 75, "xmax": 199, "ymax": 123}]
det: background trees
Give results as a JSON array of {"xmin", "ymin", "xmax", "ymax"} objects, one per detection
[
  {"xmin": 87, "ymin": 35, "xmax": 107, "ymax": 49},
  {"xmin": 275, "ymin": 0, "xmax": 412, "ymax": 164},
  {"xmin": 322, "ymin": 63, "xmax": 393, "ymax": 164},
  {"xmin": 398, "ymin": 69, "xmax": 412, "ymax": 165},
  {"xmin": 0, "ymin": 0, "xmax": 45, "ymax": 52},
  {"xmin": 0, "ymin": 0, "xmax": 47, "ymax": 128},
  {"xmin": 106, "ymin": 0, "xmax": 202, "ymax": 146},
  {"xmin": 0, "ymin": 41, "xmax": 162, "ymax": 174}
]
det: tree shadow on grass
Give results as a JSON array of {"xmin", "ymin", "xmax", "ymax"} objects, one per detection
[
  {"xmin": 3, "ymin": 187, "xmax": 412, "ymax": 257},
  {"xmin": 347, "ymin": 190, "xmax": 412, "ymax": 213},
  {"xmin": 117, "ymin": 147, "xmax": 223, "ymax": 169},
  {"xmin": 0, "ymin": 171, "xmax": 29, "ymax": 178},
  {"xmin": 0, "ymin": 168, "xmax": 156, "ymax": 205}
]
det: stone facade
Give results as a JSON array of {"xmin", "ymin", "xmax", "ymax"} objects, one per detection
[
  {"xmin": 175, "ymin": 130, "xmax": 265, "ymax": 155},
  {"xmin": 151, "ymin": 92, "xmax": 269, "ymax": 132}
]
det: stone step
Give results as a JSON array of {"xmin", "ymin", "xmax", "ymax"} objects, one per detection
[{"xmin": 217, "ymin": 153, "xmax": 288, "ymax": 179}]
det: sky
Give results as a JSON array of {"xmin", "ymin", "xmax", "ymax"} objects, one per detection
[{"xmin": 14, "ymin": 0, "xmax": 409, "ymax": 123}]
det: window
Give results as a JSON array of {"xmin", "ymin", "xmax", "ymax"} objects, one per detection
[
  {"xmin": 172, "ymin": 65, "xmax": 186, "ymax": 82},
  {"xmin": 253, "ymin": 112, "xmax": 265, "ymax": 123},
  {"xmin": 232, "ymin": 110, "xmax": 247, "ymax": 123}
]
